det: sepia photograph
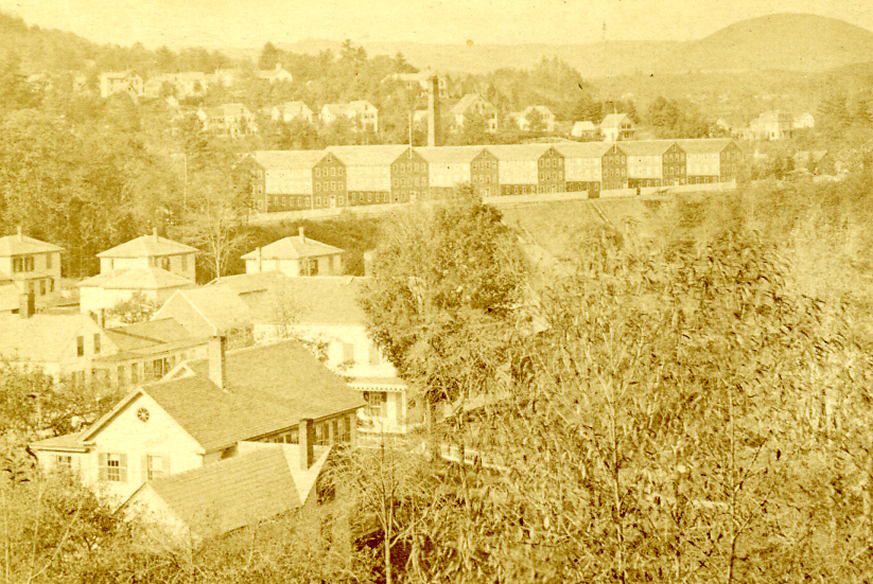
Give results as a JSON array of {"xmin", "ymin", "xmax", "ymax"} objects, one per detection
[{"xmin": 0, "ymin": 0, "xmax": 871, "ymax": 581}]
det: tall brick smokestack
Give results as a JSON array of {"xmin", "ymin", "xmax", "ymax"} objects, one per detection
[{"xmin": 427, "ymin": 75, "xmax": 442, "ymax": 147}]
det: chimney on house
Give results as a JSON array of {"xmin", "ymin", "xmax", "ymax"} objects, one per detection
[
  {"xmin": 18, "ymin": 291, "xmax": 35, "ymax": 319},
  {"xmin": 256, "ymin": 246, "xmax": 263, "ymax": 273},
  {"xmin": 152, "ymin": 227, "xmax": 159, "ymax": 241},
  {"xmin": 16, "ymin": 225, "xmax": 23, "ymax": 242},
  {"xmin": 427, "ymin": 75, "xmax": 442, "ymax": 147},
  {"xmin": 208, "ymin": 335, "xmax": 227, "ymax": 390},
  {"xmin": 299, "ymin": 418, "xmax": 315, "ymax": 469},
  {"xmin": 298, "ymin": 226, "xmax": 306, "ymax": 244}
]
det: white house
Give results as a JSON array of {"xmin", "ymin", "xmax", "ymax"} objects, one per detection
[
  {"xmin": 451, "ymin": 94, "xmax": 498, "ymax": 133},
  {"xmin": 198, "ymin": 103, "xmax": 257, "ymax": 137},
  {"xmin": 514, "ymin": 105, "xmax": 556, "ymax": 132},
  {"xmin": 255, "ymin": 63, "xmax": 294, "ymax": 84},
  {"xmin": 237, "ymin": 273, "xmax": 415, "ymax": 435},
  {"xmin": 570, "ymin": 120, "xmax": 598, "ymax": 139},
  {"xmin": 98, "ymin": 71, "xmax": 143, "ymax": 99},
  {"xmin": 143, "ymin": 72, "xmax": 210, "ymax": 100},
  {"xmin": 269, "ymin": 101, "xmax": 314, "ymax": 124},
  {"xmin": 30, "ymin": 338, "xmax": 363, "ymax": 511},
  {"xmin": 241, "ymin": 227, "xmax": 344, "ymax": 277},
  {"xmin": 320, "ymin": 101, "xmax": 379, "ymax": 132},
  {"xmin": 0, "ymin": 226, "xmax": 63, "ymax": 300},
  {"xmin": 600, "ymin": 113, "xmax": 635, "ymax": 142},
  {"xmin": 78, "ymin": 229, "xmax": 197, "ymax": 315},
  {"xmin": 793, "ymin": 112, "xmax": 815, "ymax": 130}
]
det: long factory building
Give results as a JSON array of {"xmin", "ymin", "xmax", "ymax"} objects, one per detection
[{"xmin": 247, "ymin": 138, "xmax": 743, "ymax": 213}]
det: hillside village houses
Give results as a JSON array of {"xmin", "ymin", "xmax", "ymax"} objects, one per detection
[
  {"xmin": 255, "ymin": 63, "xmax": 294, "ymax": 84},
  {"xmin": 746, "ymin": 110, "xmax": 794, "ymax": 140},
  {"xmin": 77, "ymin": 229, "xmax": 197, "ymax": 316},
  {"xmin": 512, "ymin": 105, "xmax": 556, "ymax": 133},
  {"xmin": 319, "ymin": 101, "xmax": 379, "ymax": 132},
  {"xmin": 143, "ymin": 72, "xmax": 210, "ymax": 100},
  {"xmin": 600, "ymin": 113, "xmax": 635, "ymax": 142},
  {"xmin": 268, "ymin": 101, "xmax": 314, "ymax": 124},
  {"xmin": 571, "ymin": 120, "xmax": 598, "ymax": 140},
  {"xmin": 242, "ymin": 227, "xmax": 344, "ymax": 277},
  {"xmin": 30, "ymin": 337, "xmax": 363, "ymax": 537},
  {"xmin": 197, "ymin": 103, "xmax": 257, "ymax": 137},
  {"xmin": 98, "ymin": 70, "xmax": 143, "ymax": 99},
  {"xmin": 384, "ymin": 71, "xmax": 448, "ymax": 98},
  {"xmin": 0, "ymin": 227, "xmax": 63, "ymax": 308},
  {"xmin": 451, "ymin": 93, "xmax": 499, "ymax": 133}
]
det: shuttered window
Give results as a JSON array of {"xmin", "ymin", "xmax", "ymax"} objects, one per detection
[{"xmin": 98, "ymin": 453, "xmax": 127, "ymax": 482}]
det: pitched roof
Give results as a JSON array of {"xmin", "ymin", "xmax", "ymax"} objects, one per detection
[
  {"xmin": 136, "ymin": 340, "xmax": 362, "ymax": 451},
  {"xmin": 97, "ymin": 232, "xmax": 197, "ymax": 259},
  {"xmin": 521, "ymin": 105, "xmax": 554, "ymax": 118},
  {"xmin": 414, "ymin": 146, "xmax": 488, "ymax": 163},
  {"xmin": 218, "ymin": 274, "xmax": 368, "ymax": 326},
  {"xmin": 572, "ymin": 121, "xmax": 597, "ymax": 132},
  {"xmin": 250, "ymin": 150, "xmax": 329, "ymax": 170},
  {"xmin": 326, "ymin": 144, "xmax": 409, "ymax": 166},
  {"xmin": 620, "ymin": 140, "xmax": 678, "ymax": 156},
  {"xmin": 155, "ymin": 287, "xmax": 256, "ymax": 336},
  {"xmin": 240, "ymin": 233, "xmax": 344, "ymax": 260},
  {"xmin": 77, "ymin": 268, "xmax": 193, "ymax": 290},
  {"xmin": 486, "ymin": 144, "xmax": 553, "ymax": 161},
  {"xmin": 553, "ymin": 142, "xmax": 612, "ymax": 158},
  {"xmin": 675, "ymin": 139, "xmax": 734, "ymax": 154},
  {"xmin": 0, "ymin": 313, "xmax": 103, "ymax": 363},
  {"xmin": 451, "ymin": 93, "xmax": 494, "ymax": 115},
  {"xmin": 103, "ymin": 318, "xmax": 204, "ymax": 355},
  {"xmin": 0, "ymin": 232, "xmax": 62, "ymax": 256},
  {"xmin": 600, "ymin": 113, "xmax": 632, "ymax": 129},
  {"xmin": 141, "ymin": 443, "xmax": 329, "ymax": 537}
]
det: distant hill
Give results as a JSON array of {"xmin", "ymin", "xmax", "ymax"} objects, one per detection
[
  {"xmin": 268, "ymin": 14, "xmax": 873, "ymax": 78},
  {"xmin": 659, "ymin": 13, "xmax": 873, "ymax": 73},
  {"xmin": 270, "ymin": 39, "xmax": 679, "ymax": 78}
]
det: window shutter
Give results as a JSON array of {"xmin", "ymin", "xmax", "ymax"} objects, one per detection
[
  {"xmin": 119, "ymin": 454, "xmax": 128, "ymax": 482},
  {"xmin": 98, "ymin": 453, "xmax": 107, "ymax": 481}
]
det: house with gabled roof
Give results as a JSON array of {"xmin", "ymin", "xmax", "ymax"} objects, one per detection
[
  {"xmin": 0, "ymin": 226, "xmax": 63, "ymax": 301},
  {"xmin": 99, "ymin": 71, "xmax": 143, "ymax": 99},
  {"xmin": 451, "ymin": 93, "xmax": 498, "ymax": 133},
  {"xmin": 269, "ymin": 101, "xmax": 314, "ymax": 124},
  {"xmin": 600, "ymin": 113, "xmax": 635, "ymax": 142},
  {"xmin": 241, "ymin": 273, "xmax": 415, "ymax": 435},
  {"xmin": 319, "ymin": 101, "xmax": 378, "ymax": 132},
  {"xmin": 255, "ymin": 63, "xmax": 294, "ymax": 84},
  {"xmin": 78, "ymin": 229, "xmax": 197, "ymax": 316},
  {"xmin": 570, "ymin": 120, "xmax": 598, "ymax": 140},
  {"xmin": 513, "ymin": 105, "xmax": 556, "ymax": 133},
  {"xmin": 198, "ymin": 103, "xmax": 257, "ymax": 137},
  {"xmin": 123, "ymin": 440, "xmax": 330, "ymax": 541},
  {"xmin": 242, "ymin": 227, "xmax": 344, "ymax": 277},
  {"xmin": 30, "ymin": 338, "xmax": 363, "ymax": 504},
  {"xmin": 0, "ymin": 309, "xmax": 116, "ymax": 385}
]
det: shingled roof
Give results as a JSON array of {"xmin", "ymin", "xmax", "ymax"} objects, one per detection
[
  {"xmin": 621, "ymin": 140, "xmax": 679, "ymax": 156},
  {"xmin": 0, "ymin": 230, "xmax": 62, "ymax": 256},
  {"xmin": 77, "ymin": 267, "xmax": 193, "ymax": 290},
  {"xmin": 97, "ymin": 230, "xmax": 197, "ymax": 259},
  {"xmin": 675, "ymin": 139, "xmax": 734, "ymax": 154},
  {"xmin": 0, "ymin": 313, "xmax": 107, "ymax": 363},
  {"xmin": 326, "ymin": 144, "xmax": 410, "ymax": 166},
  {"xmin": 130, "ymin": 442, "xmax": 329, "ymax": 538},
  {"xmin": 415, "ymin": 146, "xmax": 489, "ymax": 163},
  {"xmin": 240, "ymin": 231, "xmax": 344, "ymax": 260},
  {"xmin": 217, "ymin": 274, "xmax": 368, "ymax": 326},
  {"xmin": 249, "ymin": 150, "xmax": 329, "ymax": 170}
]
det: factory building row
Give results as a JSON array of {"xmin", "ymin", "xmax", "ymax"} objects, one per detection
[{"xmin": 247, "ymin": 139, "xmax": 743, "ymax": 212}]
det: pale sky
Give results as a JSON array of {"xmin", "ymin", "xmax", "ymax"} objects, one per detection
[{"xmin": 1, "ymin": 0, "xmax": 872, "ymax": 48}]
